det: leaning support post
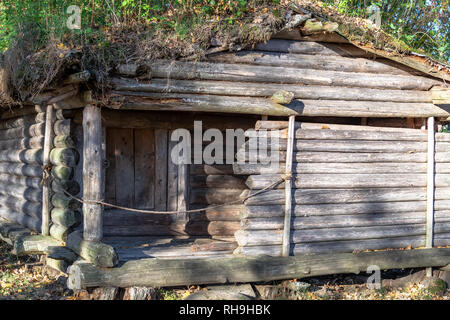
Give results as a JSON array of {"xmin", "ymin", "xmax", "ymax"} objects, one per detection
[
  {"xmin": 282, "ymin": 115, "xmax": 295, "ymax": 257},
  {"xmin": 42, "ymin": 104, "xmax": 55, "ymax": 236},
  {"xmin": 426, "ymin": 116, "xmax": 435, "ymax": 277},
  {"xmin": 83, "ymin": 105, "xmax": 104, "ymax": 241}
]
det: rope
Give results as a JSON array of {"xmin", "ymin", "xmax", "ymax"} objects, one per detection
[{"xmin": 60, "ymin": 175, "xmax": 288, "ymax": 215}]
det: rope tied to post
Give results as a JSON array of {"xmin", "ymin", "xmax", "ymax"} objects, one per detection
[
  {"xmin": 41, "ymin": 164, "xmax": 53, "ymax": 186},
  {"xmin": 59, "ymin": 173, "xmax": 291, "ymax": 215}
]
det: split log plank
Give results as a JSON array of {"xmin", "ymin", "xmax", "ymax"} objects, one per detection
[{"xmin": 67, "ymin": 248, "xmax": 450, "ymax": 289}]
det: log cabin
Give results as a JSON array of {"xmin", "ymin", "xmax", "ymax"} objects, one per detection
[{"xmin": 0, "ymin": 8, "xmax": 450, "ymax": 291}]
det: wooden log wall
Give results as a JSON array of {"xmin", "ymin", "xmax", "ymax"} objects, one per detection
[
  {"xmin": 110, "ymin": 39, "xmax": 445, "ymax": 118},
  {"xmin": 0, "ymin": 106, "xmax": 46, "ymax": 232},
  {"xmin": 233, "ymin": 120, "xmax": 450, "ymax": 256},
  {"xmin": 48, "ymin": 111, "xmax": 81, "ymax": 241}
]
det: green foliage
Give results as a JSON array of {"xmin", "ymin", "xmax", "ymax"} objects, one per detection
[{"xmin": 321, "ymin": 0, "xmax": 449, "ymax": 62}]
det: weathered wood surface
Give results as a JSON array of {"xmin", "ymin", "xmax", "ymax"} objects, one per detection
[
  {"xmin": 150, "ymin": 61, "xmax": 440, "ymax": 90},
  {"xmin": 0, "ymin": 194, "xmax": 42, "ymax": 218},
  {"xmin": 49, "ymin": 148, "xmax": 79, "ymax": 167},
  {"xmin": 242, "ymin": 201, "xmax": 450, "ymax": 218},
  {"xmin": 67, "ymin": 248, "xmax": 450, "ymax": 289},
  {"xmin": 0, "ymin": 136, "xmax": 44, "ymax": 150},
  {"xmin": 208, "ymin": 51, "xmax": 413, "ymax": 75},
  {"xmin": 44, "ymin": 246, "xmax": 78, "ymax": 262},
  {"xmin": 0, "ymin": 123, "xmax": 45, "ymax": 140},
  {"xmin": 0, "ymin": 106, "xmax": 45, "ymax": 120},
  {"xmin": 241, "ymin": 211, "xmax": 450, "ymax": 230},
  {"xmin": 116, "ymin": 93, "xmax": 447, "ymax": 118},
  {"xmin": 0, "ymin": 217, "xmax": 32, "ymax": 245},
  {"xmin": 0, "ymin": 149, "xmax": 43, "ymax": 164},
  {"xmin": 0, "ymin": 208, "xmax": 41, "ymax": 233},
  {"xmin": 49, "ymin": 224, "xmax": 71, "ymax": 241},
  {"xmin": 235, "ymin": 222, "xmax": 450, "ymax": 246},
  {"xmin": 245, "ymin": 173, "xmax": 450, "ymax": 189},
  {"xmin": 0, "ymin": 183, "xmax": 42, "ymax": 202},
  {"xmin": 243, "ymin": 188, "xmax": 450, "ymax": 205},
  {"xmin": 0, "ymin": 113, "xmax": 45, "ymax": 130},
  {"xmin": 0, "ymin": 162, "xmax": 42, "ymax": 177},
  {"xmin": 189, "ymin": 205, "xmax": 243, "ymax": 221},
  {"xmin": 254, "ymin": 39, "xmax": 373, "ymax": 57},
  {"xmin": 51, "ymin": 208, "xmax": 81, "ymax": 228},
  {"xmin": 190, "ymin": 188, "xmax": 243, "ymax": 205},
  {"xmin": 0, "ymin": 173, "xmax": 41, "ymax": 188},
  {"xmin": 12, "ymin": 234, "xmax": 62, "ymax": 255},
  {"xmin": 190, "ymin": 175, "xmax": 247, "ymax": 189},
  {"xmin": 112, "ymin": 78, "xmax": 432, "ymax": 103},
  {"xmin": 82, "ymin": 105, "xmax": 104, "ymax": 242},
  {"xmin": 66, "ymin": 231, "xmax": 118, "ymax": 267}
]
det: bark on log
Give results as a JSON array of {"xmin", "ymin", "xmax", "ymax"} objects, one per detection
[
  {"xmin": 150, "ymin": 60, "xmax": 440, "ymax": 90},
  {"xmin": 111, "ymin": 78, "xmax": 432, "ymax": 103},
  {"xmin": 67, "ymin": 248, "xmax": 450, "ymax": 289},
  {"xmin": 66, "ymin": 231, "xmax": 119, "ymax": 268}
]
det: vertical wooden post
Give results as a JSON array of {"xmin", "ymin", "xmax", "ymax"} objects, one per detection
[
  {"xmin": 42, "ymin": 104, "xmax": 55, "ymax": 236},
  {"xmin": 83, "ymin": 105, "xmax": 104, "ymax": 242},
  {"xmin": 426, "ymin": 116, "xmax": 435, "ymax": 277},
  {"xmin": 282, "ymin": 115, "xmax": 295, "ymax": 257}
]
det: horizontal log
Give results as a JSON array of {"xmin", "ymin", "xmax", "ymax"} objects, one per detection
[
  {"xmin": 0, "ymin": 182, "xmax": 42, "ymax": 202},
  {"xmin": 185, "ymin": 221, "xmax": 241, "ymax": 237},
  {"xmin": 0, "ymin": 136, "xmax": 44, "ymax": 150},
  {"xmin": 0, "ymin": 218, "xmax": 31, "ymax": 245},
  {"xmin": 190, "ymin": 175, "xmax": 247, "ymax": 189},
  {"xmin": 190, "ymin": 238, "xmax": 238, "ymax": 252},
  {"xmin": 151, "ymin": 60, "xmax": 440, "ymax": 90},
  {"xmin": 241, "ymin": 211, "xmax": 450, "ymax": 231},
  {"xmin": 51, "ymin": 192, "xmax": 81, "ymax": 210},
  {"xmin": 0, "ymin": 208, "xmax": 41, "ymax": 233},
  {"xmin": 235, "ymin": 222, "xmax": 450, "ymax": 246},
  {"xmin": 67, "ymin": 248, "xmax": 450, "ymax": 289},
  {"xmin": 234, "ymin": 162, "xmax": 431, "ymax": 175},
  {"xmin": 254, "ymin": 39, "xmax": 381, "ymax": 58},
  {"xmin": 245, "ymin": 173, "xmax": 450, "ymax": 189},
  {"xmin": 190, "ymin": 164, "xmax": 234, "ymax": 175},
  {"xmin": 208, "ymin": 51, "xmax": 412, "ymax": 75},
  {"xmin": 103, "ymin": 209, "xmax": 172, "ymax": 226},
  {"xmin": 12, "ymin": 235, "xmax": 62, "ymax": 255},
  {"xmin": 243, "ymin": 139, "xmax": 431, "ymax": 152},
  {"xmin": 235, "ymin": 150, "xmax": 437, "ymax": 163},
  {"xmin": 0, "ymin": 173, "xmax": 41, "ymax": 188},
  {"xmin": 51, "ymin": 179, "xmax": 80, "ymax": 195},
  {"xmin": 0, "ymin": 194, "xmax": 42, "ymax": 218},
  {"xmin": 54, "ymin": 120, "xmax": 72, "ymax": 136},
  {"xmin": 54, "ymin": 135, "xmax": 75, "ymax": 148},
  {"xmin": 243, "ymin": 187, "xmax": 450, "ymax": 205},
  {"xmin": 49, "ymin": 224, "xmax": 71, "ymax": 242},
  {"xmin": 51, "ymin": 208, "xmax": 81, "ymax": 228},
  {"xmin": 255, "ymin": 120, "xmax": 423, "ymax": 131},
  {"xmin": 103, "ymin": 224, "xmax": 181, "ymax": 237},
  {"xmin": 116, "ymin": 64, "xmax": 151, "ymax": 78},
  {"xmin": 44, "ymin": 246, "xmax": 78, "ymax": 262},
  {"xmin": 0, "ymin": 162, "xmax": 42, "ymax": 177},
  {"xmin": 189, "ymin": 205, "xmax": 243, "ymax": 221},
  {"xmin": 49, "ymin": 148, "xmax": 79, "ymax": 167},
  {"xmin": 0, "ymin": 113, "xmax": 45, "ymax": 130},
  {"xmin": 46, "ymin": 258, "xmax": 69, "ymax": 273},
  {"xmin": 242, "ymin": 201, "xmax": 450, "ymax": 218},
  {"xmin": 117, "ymin": 92, "xmax": 447, "ymax": 118},
  {"xmin": 0, "ymin": 122, "xmax": 45, "ymax": 141},
  {"xmin": 51, "ymin": 165, "xmax": 74, "ymax": 180},
  {"xmin": 190, "ymin": 188, "xmax": 244, "ymax": 205},
  {"xmin": 112, "ymin": 78, "xmax": 432, "ymax": 103},
  {"xmin": 65, "ymin": 231, "xmax": 119, "ymax": 267},
  {"xmin": 0, "ymin": 148, "xmax": 43, "ymax": 164},
  {"xmin": 0, "ymin": 106, "xmax": 45, "ymax": 120}
]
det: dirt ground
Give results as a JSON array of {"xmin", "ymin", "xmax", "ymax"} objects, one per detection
[{"xmin": 1, "ymin": 240, "xmax": 449, "ymax": 300}]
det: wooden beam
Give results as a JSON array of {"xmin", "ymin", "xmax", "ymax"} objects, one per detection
[
  {"xmin": 66, "ymin": 248, "xmax": 450, "ymax": 289},
  {"xmin": 282, "ymin": 116, "xmax": 295, "ymax": 257},
  {"xmin": 42, "ymin": 105, "xmax": 55, "ymax": 236},
  {"xmin": 82, "ymin": 105, "xmax": 104, "ymax": 241},
  {"xmin": 427, "ymin": 117, "xmax": 436, "ymax": 277}
]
